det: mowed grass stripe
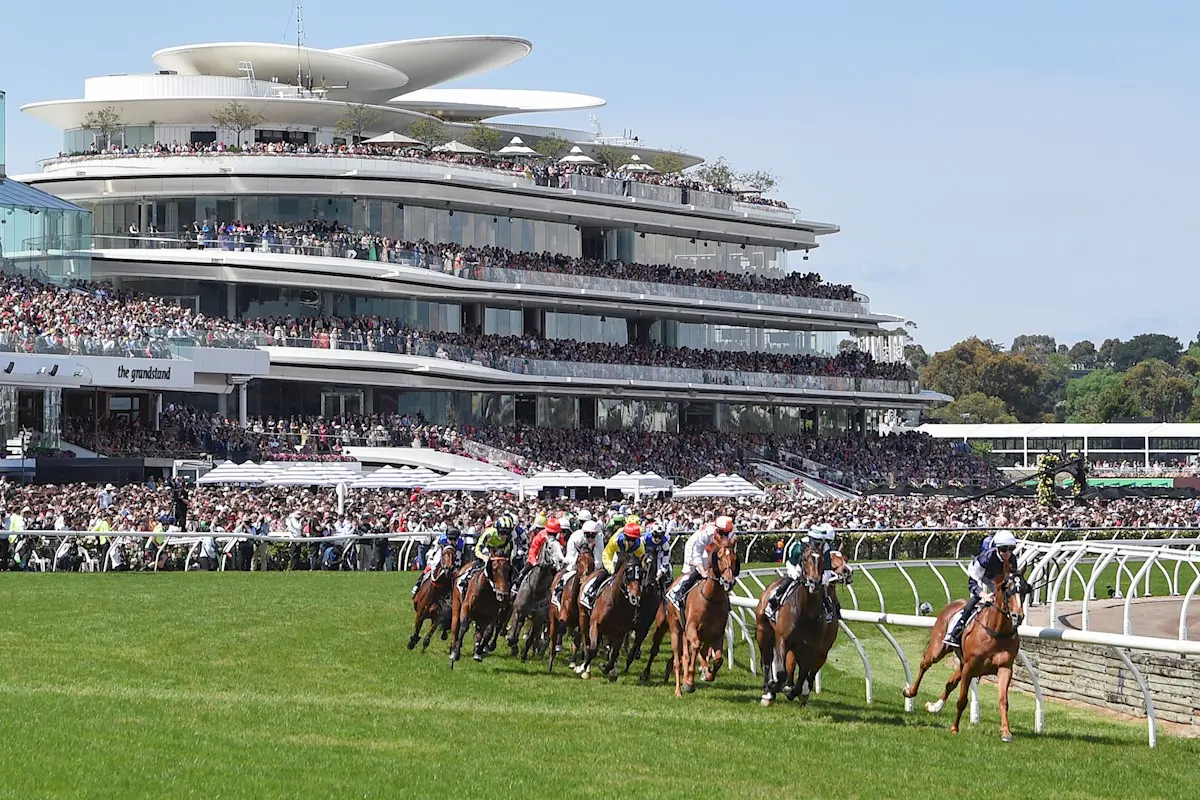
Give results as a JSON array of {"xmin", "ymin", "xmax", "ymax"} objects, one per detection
[{"xmin": 0, "ymin": 572, "xmax": 1195, "ymax": 800}]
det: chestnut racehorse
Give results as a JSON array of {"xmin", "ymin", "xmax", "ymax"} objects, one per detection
[
  {"xmin": 753, "ymin": 541, "xmax": 823, "ymax": 705},
  {"xmin": 449, "ymin": 556, "xmax": 512, "ymax": 669},
  {"xmin": 902, "ymin": 568, "xmax": 1025, "ymax": 741},
  {"xmin": 784, "ymin": 549, "xmax": 854, "ymax": 704},
  {"xmin": 640, "ymin": 538, "xmax": 738, "ymax": 697},
  {"xmin": 547, "ymin": 549, "xmax": 594, "ymax": 673},
  {"xmin": 408, "ymin": 546, "xmax": 456, "ymax": 652},
  {"xmin": 575, "ymin": 557, "xmax": 644, "ymax": 681}
]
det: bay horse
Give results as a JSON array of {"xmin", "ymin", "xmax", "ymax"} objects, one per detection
[
  {"xmin": 902, "ymin": 569, "xmax": 1025, "ymax": 741},
  {"xmin": 785, "ymin": 549, "xmax": 854, "ymax": 705},
  {"xmin": 547, "ymin": 549, "xmax": 594, "ymax": 673},
  {"xmin": 575, "ymin": 557, "xmax": 644, "ymax": 681},
  {"xmin": 408, "ymin": 546, "xmax": 456, "ymax": 652},
  {"xmin": 506, "ymin": 548, "xmax": 561, "ymax": 660},
  {"xmin": 640, "ymin": 538, "xmax": 738, "ymax": 697},
  {"xmin": 623, "ymin": 551, "xmax": 669, "ymax": 673},
  {"xmin": 753, "ymin": 541, "xmax": 823, "ymax": 706},
  {"xmin": 448, "ymin": 556, "xmax": 512, "ymax": 669}
]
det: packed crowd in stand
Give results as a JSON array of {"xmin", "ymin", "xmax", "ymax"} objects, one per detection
[
  {"xmin": 59, "ymin": 140, "xmax": 790, "ymax": 208},
  {"xmin": 1089, "ymin": 462, "xmax": 1200, "ymax": 477},
  {"xmin": 128, "ymin": 220, "xmax": 854, "ymax": 302}
]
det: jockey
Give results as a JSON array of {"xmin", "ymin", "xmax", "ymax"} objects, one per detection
[
  {"xmin": 945, "ymin": 529, "xmax": 1019, "ymax": 647},
  {"xmin": 641, "ymin": 521, "xmax": 672, "ymax": 586},
  {"xmin": 766, "ymin": 525, "xmax": 838, "ymax": 623},
  {"xmin": 765, "ymin": 536, "xmax": 809, "ymax": 622},
  {"xmin": 666, "ymin": 515, "xmax": 735, "ymax": 611},
  {"xmin": 474, "ymin": 516, "xmax": 516, "ymax": 562},
  {"xmin": 581, "ymin": 521, "xmax": 644, "ymax": 609},
  {"xmin": 411, "ymin": 527, "xmax": 465, "ymax": 597},
  {"xmin": 527, "ymin": 517, "xmax": 567, "ymax": 571},
  {"xmin": 566, "ymin": 519, "xmax": 605, "ymax": 567}
]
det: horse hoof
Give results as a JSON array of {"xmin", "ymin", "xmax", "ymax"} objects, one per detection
[
  {"xmin": 926, "ymin": 699, "xmax": 945, "ymax": 714},
  {"xmin": 950, "ymin": 726, "xmax": 959, "ymax": 735},
  {"xmin": 581, "ymin": 670, "xmax": 590, "ymax": 680},
  {"xmin": 684, "ymin": 683, "xmax": 696, "ymax": 694},
  {"xmin": 902, "ymin": 684, "xmax": 913, "ymax": 699},
  {"xmin": 761, "ymin": 695, "xmax": 774, "ymax": 707},
  {"xmin": 441, "ymin": 631, "xmax": 449, "ymax": 640},
  {"xmin": 406, "ymin": 637, "xmax": 419, "ymax": 650},
  {"xmin": 607, "ymin": 669, "xmax": 619, "ymax": 682},
  {"xmin": 1001, "ymin": 733, "xmax": 1014, "ymax": 743},
  {"xmin": 508, "ymin": 646, "xmax": 518, "ymax": 658},
  {"xmin": 473, "ymin": 653, "xmax": 483, "ymax": 662},
  {"xmin": 638, "ymin": 674, "xmax": 649, "ymax": 685}
]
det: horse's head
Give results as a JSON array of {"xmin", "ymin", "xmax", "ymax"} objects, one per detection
[
  {"xmin": 999, "ymin": 570, "xmax": 1026, "ymax": 629},
  {"xmin": 576, "ymin": 549, "xmax": 595, "ymax": 576},
  {"xmin": 798, "ymin": 542, "xmax": 823, "ymax": 592},
  {"xmin": 486, "ymin": 556, "xmax": 512, "ymax": 599},
  {"xmin": 433, "ymin": 545, "xmax": 456, "ymax": 580},
  {"xmin": 827, "ymin": 548, "xmax": 854, "ymax": 586},
  {"xmin": 620, "ymin": 559, "xmax": 644, "ymax": 607},
  {"xmin": 709, "ymin": 540, "xmax": 738, "ymax": 592}
]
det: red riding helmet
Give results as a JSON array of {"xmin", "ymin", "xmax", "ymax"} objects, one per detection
[
  {"xmin": 545, "ymin": 518, "xmax": 562, "ymax": 534},
  {"xmin": 622, "ymin": 522, "xmax": 642, "ymax": 538}
]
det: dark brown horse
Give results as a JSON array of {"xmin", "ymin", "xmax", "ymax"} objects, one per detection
[
  {"xmin": 640, "ymin": 538, "xmax": 738, "ymax": 697},
  {"xmin": 408, "ymin": 546, "xmax": 456, "ymax": 652},
  {"xmin": 784, "ymin": 549, "xmax": 854, "ymax": 704},
  {"xmin": 575, "ymin": 557, "xmax": 644, "ymax": 681},
  {"xmin": 753, "ymin": 541, "xmax": 823, "ymax": 706},
  {"xmin": 902, "ymin": 568, "xmax": 1025, "ymax": 741},
  {"xmin": 547, "ymin": 549, "xmax": 594, "ymax": 673},
  {"xmin": 449, "ymin": 556, "xmax": 512, "ymax": 669},
  {"xmin": 623, "ymin": 551, "xmax": 668, "ymax": 673}
]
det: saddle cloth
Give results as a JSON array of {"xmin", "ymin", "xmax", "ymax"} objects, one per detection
[
  {"xmin": 580, "ymin": 574, "xmax": 613, "ymax": 611},
  {"xmin": 551, "ymin": 570, "xmax": 575, "ymax": 611},
  {"xmin": 764, "ymin": 581, "xmax": 799, "ymax": 624}
]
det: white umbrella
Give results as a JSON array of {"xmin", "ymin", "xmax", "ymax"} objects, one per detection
[
  {"xmin": 673, "ymin": 473, "xmax": 765, "ymax": 498},
  {"xmin": 558, "ymin": 145, "xmax": 598, "ymax": 165},
  {"xmin": 198, "ymin": 461, "xmax": 276, "ymax": 485},
  {"xmin": 421, "ymin": 469, "xmax": 520, "ymax": 493},
  {"xmin": 351, "ymin": 465, "xmax": 440, "ymax": 489},
  {"xmin": 433, "ymin": 140, "xmax": 486, "ymax": 155},
  {"xmin": 496, "ymin": 136, "xmax": 541, "ymax": 157},
  {"xmin": 262, "ymin": 463, "xmax": 361, "ymax": 487},
  {"xmin": 619, "ymin": 154, "xmax": 657, "ymax": 172},
  {"xmin": 363, "ymin": 131, "xmax": 426, "ymax": 147}
]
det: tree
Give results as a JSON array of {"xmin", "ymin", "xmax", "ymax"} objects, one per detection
[
  {"xmin": 1010, "ymin": 334, "xmax": 1057, "ymax": 365},
  {"xmin": 334, "ymin": 104, "xmax": 384, "ymax": 144},
  {"xmin": 977, "ymin": 354, "xmax": 1046, "ymax": 421},
  {"xmin": 1067, "ymin": 340, "xmax": 1097, "ymax": 369},
  {"xmin": 1038, "ymin": 352, "xmax": 1072, "ymax": 421},
  {"xmin": 928, "ymin": 393, "xmax": 1018, "ymax": 424},
  {"xmin": 738, "ymin": 169, "xmax": 779, "ymax": 193},
  {"xmin": 1063, "ymin": 369, "xmax": 1138, "ymax": 423},
  {"xmin": 209, "ymin": 101, "xmax": 265, "ymax": 149},
  {"xmin": 692, "ymin": 156, "xmax": 737, "ymax": 190},
  {"xmin": 649, "ymin": 152, "xmax": 685, "ymax": 174},
  {"xmin": 464, "ymin": 122, "xmax": 505, "ymax": 154},
  {"xmin": 1097, "ymin": 338, "xmax": 1123, "ymax": 367},
  {"xmin": 534, "ymin": 134, "xmax": 574, "ymax": 159},
  {"xmin": 407, "ymin": 119, "xmax": 449, "ymax": 148},
  {"xmin": 1115, "ymin": 333, "xmax": 1182, "ymax": 370},
  {"xmin": 81, "ymin": 106, "xmax": 124, "ymax": 150},
  {"xmin": 920, "ymin": 337, "xmax": 1003, "ymax": 400},
  {"xmin": 904, "ymin": 343, "xmax": 930, "ymax": 373},
  {"xmin": 594, "ymin": 144, "xmax": 631, "ymax": 170},
  {"xmin": 1123, "ymin": 359, "xmax": 1194, "ymax": 421},
  {"xmin": 837, "ymin": 338, "xmax": 860, "ymax": 354}
]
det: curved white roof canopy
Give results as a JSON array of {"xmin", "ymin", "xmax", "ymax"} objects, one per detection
[
  {"xmin": 389, "ymin": 88, "xmax": 605, "ymax": 120},
  {"xmin": 332, "ymin": 36, "xmax": 532, "ymax": 95},
  {"xmin": 153, "ymin": 43, "xmax": 409, "ymax": 98}
]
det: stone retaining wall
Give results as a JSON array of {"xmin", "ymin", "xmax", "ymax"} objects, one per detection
[{"xmin": 1011, "ymin": 639, "xmax": 1199, "ymax": 726}]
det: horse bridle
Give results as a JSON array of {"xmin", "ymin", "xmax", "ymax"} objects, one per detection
[
  {"xmin": 621, "ymin": 562, "xmax": 644, "ymax": 605},
  {"xmin": 977, "ymin": 575, "xmax": 1025, "ymax": 638},
  {"xmin": 485, "ymin": 556, "xmax": 509, "ymax": 599}
]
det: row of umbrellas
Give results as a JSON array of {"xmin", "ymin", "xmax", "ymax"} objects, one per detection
[
  {"xmin": 197, "ymin": 462, "xmax": 763, "ymax": 498},
  {"xmin": 363, "ymin": 131, "xmax": 657, "ymax": 172}
]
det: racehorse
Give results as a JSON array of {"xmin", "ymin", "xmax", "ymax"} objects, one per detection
[
  {"xmin": 449, "ymin": 556, "xmax": 512, "ymax": 669},
  {"xmin": 902, "ymin": 569, "xmax": 1025, "ymax": 741},
  {"xmin": 781, "ymin": 549, "xmax": 854, "ymax": 705},
  {"xmin": 753, "ymin": 541, "xmax": 823, "ymax": 706},
  {"xmin": 408, "ymin": 546, "xmax": 456, "ymax": 652},
  {"xmin": 623, "ymin": 551, "xmax": 668, "ymax": 673},
  {"xmin": 547, "ymin": 549, "xmax": 594, "ymax": 673},
  {"xmin": 575, "ymin": 557, "xmax": 644, "ymax": 681},
  {"xmin": 640, "ymin": 538, "xmax": 738, "ymax": 697},
  {"xmin": 506, "ymin": 549, "xmax": 560, "ymax": 660}
]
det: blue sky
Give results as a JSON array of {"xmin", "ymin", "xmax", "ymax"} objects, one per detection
[{"xmin": 2, "ymin": 1, "xmax": 1197, "ymax": 352}]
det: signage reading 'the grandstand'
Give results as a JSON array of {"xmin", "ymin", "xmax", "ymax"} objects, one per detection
[{"xmin": 80, "ymin": 357, "xmax": 197, "ymax": 390}]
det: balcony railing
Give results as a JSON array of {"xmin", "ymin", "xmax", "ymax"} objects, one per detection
[
  {"xmin": 0, "ymin": 329, "xmax": 260, "ymax": 359},
  {"xmin": 258, "ymin": 333, "xmax": 919, "ymax": 395},
  {"xmin": 84, "ymin": 234, "xmax": 871, "ymax": 316}
]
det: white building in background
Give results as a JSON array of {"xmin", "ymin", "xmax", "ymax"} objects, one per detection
[{"xmin": 14, "ymin": 35, "xmax": 942, "ymax": 436}]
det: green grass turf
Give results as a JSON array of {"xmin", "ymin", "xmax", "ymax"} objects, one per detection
[{"xmin": 0, "ymin": 572, "xmax": 1196, "ymax": 800}]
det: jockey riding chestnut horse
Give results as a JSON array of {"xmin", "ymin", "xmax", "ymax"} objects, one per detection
[
  {"xmin": 408, "ymin": 544, "xmax": 457, "ymax": 652},
  {"xmin": 547, "ymin": 547, "xmax": 595, "ymax": 673},
  {"xmin": 754, "ymin": 538, "xmax": 822, "ymax": 705},
  {"xmin": 575, "ymin": 546, "xmax": 644, "ymax": 681},
  {"xmin": 449, "ymin": 522, "xmax": 516, "ymax": 669},
  {"xmin": 903, "ymin": 530, "xmax": 1027, "ymax": 741}
]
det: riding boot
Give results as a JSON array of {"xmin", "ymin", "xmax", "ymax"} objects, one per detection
[
  {"xmin": 411, "ymin": 574, "xmax": 425, "ymax": 597},
  {"xmin": 945, "ymin": 593, "xmax": 981, "ymax": 646},
  {"xmin": 766, "ymin": 577, "xmax": 792, "ymax": 622},
  {"xmin": 668, "ymin": 571, "xmax": 699, "ymax": 611}
]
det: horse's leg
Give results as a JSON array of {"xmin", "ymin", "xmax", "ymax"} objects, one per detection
[
  {"xmin": 756, "ymin": 617, "xmax": 777, "ymax": 706},
  {"xmin": 547, "ymin": 611, "xmax": 560, "ymax": 673},
  {"xmin": 604, "ymin": 635, "xmax": 621, "ymax": 682},
  {"xmin": 422, "ymin": 601, "xmax": 442, "ymax": 651},
  {"xmin": 521, "ymin": 613, "xmax": 539, "ymax": 661},
  {"xmin": 904, "ymin": 632, "xmax": 950, "ymax": 699},
  {"xmin": 926, "ymin": 654, "xmax": 964, "ymax": 714},
  {"xmin": 473, "ymin": 619, "xmax": 487, "ymax": 662},
  {"xmin": 669, "ymin": 619, "xmax": 685, "ymax": 698},
  {"xmin": 998, "ymin": 664, "xmax": 1014, "ymax": 742},
  {"xmin": 449, "ymin": 596, "xmax": 466, "ymax": 668},
  {"xmin": 950, "ymin": 663, "xmax": 974, "ymax": 733},
  {"xmin": 639, "ymin": 611, "xmax": 668, "ymax": 685},
  {"xmin": 580, "ymin": 617, "xmax": 602, "ymax": 680},
  {"xmin": 408, "ymin": 608, "xmax": 426, "ymax": 650}
]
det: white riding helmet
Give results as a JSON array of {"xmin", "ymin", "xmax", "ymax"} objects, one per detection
[
  {"xmin": 809, "ymin": 523, "xmax": 836, "ymax": 542},
  {"xmin": 993, "ymin": 530, "xmax": 1018, "ymax": 548},
  {"xmin": 582, "ymin": 520, "xmax": 600, "ymax": 534},
  {"xmin": 577, "ymin": 510, "xmax": 593, "ymax": 523}
]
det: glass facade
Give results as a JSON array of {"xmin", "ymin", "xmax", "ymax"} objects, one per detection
[
  {"xmin": 0, "ymin": 178, "xmax": 93, "ymax": 282},
  {"xmin": 0, "ymin": 90, "xmax": 5, "ymax": 177},
  {"xmin": 605, "ymin": 229, "xmax": 786, "ymax": 279},
  {"xmin": 62, "ymin": 125, "xmax": 156, "ymax": 155}
]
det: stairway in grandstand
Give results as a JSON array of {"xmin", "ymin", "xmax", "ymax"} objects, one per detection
[{"xmin": 750, "ymin": 460, "xmax": 859, "ymax": 500}]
